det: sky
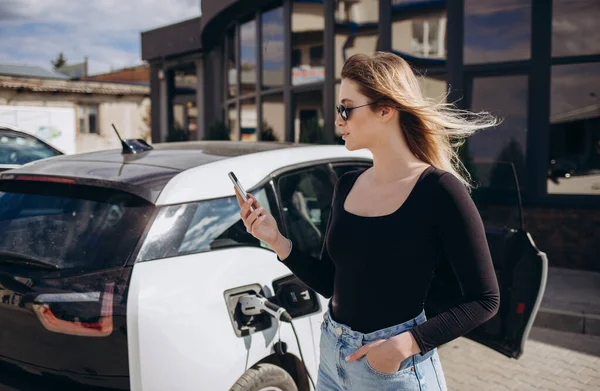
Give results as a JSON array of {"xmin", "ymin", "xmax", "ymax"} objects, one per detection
[{"xmin": 0, "ymin": 0, "xmax": 201, "ymax": 75}]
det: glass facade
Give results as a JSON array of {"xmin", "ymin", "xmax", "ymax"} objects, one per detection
[
  {"xmin": 335, "ymin": 0, "xmax": 379, "ymax": 79},
  {"xmin": 217, "ymin": 0, "xmax": 599, "ymax": 200},
  {"xmin": 552, "ymin": 0, "xmax": 600, "ymax": 58},
  {"xmin": 227, "ymin": 103, "xmax": 239, "ymax": 141},
  {"xmin": 392, "ymin": 2, "xmax": 447, "ymax": 62},
  {"xmin": 240, "ymin": 98, "xmax": 257, "ymax": 141},
  {"xmin": 262, "ymin": 93, "xmax": 285, "ymax": 142},
  {"xmin": 468, "ymin": 75, "xmax": 529, "ymax": 188},
  {"xmin": 240, "ymin": 20, "xmax": 257, "ymax": 94},
  {"xmin": 464, "ymin": 0, "xmax": 531, "ymax": 64},
  {"xmin": 292, "ymin": 0, "xmax": 325, "ymax": 85},
  {"xmin": 294, "ymin": 91, "xmax": 325, "ymax": 144},
  {"xmin": 548, "ymin": 63, "xmax": 600, "ymax": 195},
  {"xmin": 226, "ymin": 28, "xmax": 237, "ymax": 98},
  {"xmin": 262, "ymin": 7, "xmax": 284, "ymax": 89}
]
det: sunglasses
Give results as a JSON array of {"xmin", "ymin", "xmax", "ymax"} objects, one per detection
[{"xmin": 335, "ymin": 101, "xmax": 381, "ymax": 121}]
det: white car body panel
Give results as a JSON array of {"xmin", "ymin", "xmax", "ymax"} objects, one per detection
[
  {"xmin": 126, "ymin": 246, "xmax": 328, "ymax": 391},
  {"xmin": 156, "ymin": 145, "xmax": 372, "ymax": 206}
]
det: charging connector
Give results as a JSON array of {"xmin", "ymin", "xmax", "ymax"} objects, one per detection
[
  {"xmin": 239, "ymin": 294, "xmax": 293, "ymax": 323},
  {"xmin": 239, "ymin": 293, "xmax": 315, "ymax": 390}
]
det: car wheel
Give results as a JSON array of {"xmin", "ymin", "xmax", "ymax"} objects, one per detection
[{"xmin": 229, "ymin": 363, "xmax": 298, "ymax": 391}]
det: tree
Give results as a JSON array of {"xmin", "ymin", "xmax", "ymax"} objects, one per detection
[{"xmin": 51, "ymin": 52, "xmax": 67, "ymax": 70}]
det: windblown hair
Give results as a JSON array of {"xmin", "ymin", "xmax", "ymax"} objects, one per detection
[{"xmin": 341, "ymin": 52, "xmax": 499, "ymax": 190}]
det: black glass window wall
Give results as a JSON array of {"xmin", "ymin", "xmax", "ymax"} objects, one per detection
[
  {"xmin": 219, "ymin": 0, "xmax": 597, "ymax": 201},
  {"xmin": 463, "ymin": 0, "xmax": 531, "ymax": 64}
]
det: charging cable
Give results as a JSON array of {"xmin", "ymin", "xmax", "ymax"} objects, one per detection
[{"xmin": 239, "ymin": 294, "xmax": 316, "ymax": 390}]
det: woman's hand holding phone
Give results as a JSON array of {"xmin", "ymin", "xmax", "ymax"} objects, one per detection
[{"xmin": 234, "ymin": 188, "xmax": 292, "ymax": 260}]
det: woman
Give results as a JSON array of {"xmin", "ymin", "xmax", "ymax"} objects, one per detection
[{"xmin": 235, "ymin": 52, "xmax": 500, "ymax": 391}]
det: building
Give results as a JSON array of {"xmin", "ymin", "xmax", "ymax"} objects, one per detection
[
  {"xmin": 0, "ymin": 64, "xmax": 150, "ymax": 153},
  {"xmin": 141, "ymin": 0, "xmax": 600, "ymax": 271}
]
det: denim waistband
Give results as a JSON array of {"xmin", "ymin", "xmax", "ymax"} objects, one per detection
[{"xmin": 322, "ymin": 309, "xmax": 427, "ymax": 348}]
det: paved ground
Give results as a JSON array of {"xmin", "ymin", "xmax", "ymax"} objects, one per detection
[
  {"xmin": 438, "ymin": 327, "xmax": 600, "ymax": 391},
  {"xmin": 535, "ymin": 267, "xmax": 600, "ymax": 336}
]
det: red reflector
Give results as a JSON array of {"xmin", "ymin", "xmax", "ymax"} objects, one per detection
[
  {"xmin": 15, "ymin": 175, "xmax": 76, "ymax": 184},
  {"xmin": 516, "ymin": 303, "xmax": 525, "ymax": 314}
]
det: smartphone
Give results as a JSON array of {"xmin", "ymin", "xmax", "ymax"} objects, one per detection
[{"xmin": 228, "ymin": 171, "xmax": 255, "ymax": 211}]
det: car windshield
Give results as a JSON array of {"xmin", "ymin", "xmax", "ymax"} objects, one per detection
[
  {"xmin": 0, "ymin": 180, "xmax": 154, "ymax": 271},
  {"xmin": 0, "ymin": 132, "xmax": 59, "ymax": 165}
]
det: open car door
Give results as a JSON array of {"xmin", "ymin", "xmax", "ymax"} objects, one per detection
[{"xmin": 425, "ymin": 162, "xmax": 548, "ymax": 359}]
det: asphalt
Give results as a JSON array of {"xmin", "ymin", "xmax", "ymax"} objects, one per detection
[{"xmin": 533, "ymin": 267, "xmax": 600, "ymax": 336}]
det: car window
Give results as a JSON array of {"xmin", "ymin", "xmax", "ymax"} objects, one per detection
[
  {"xmin": 137, "ymin": 188, "xmax": 273, "ymax": 262},
  {"xmin": 332, "ymin": 162, "xmax": 372, "ymax": 179},
  {"xmin": 0, "ymin": 181, "xmax": 153, "ymax": 271},
  {"xmin": 470, "ymin": 162, "xmax": 522, "ymax": 230},
  {"xmin": 276, "ymin": 165, "xmax": 335, "ymax": 259},
  {"xmin": 0, "ymin": 132, "xmax": 58, "ymax": 165}
]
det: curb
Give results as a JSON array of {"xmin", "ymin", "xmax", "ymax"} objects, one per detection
[{"xmin": 534, "ymin": 307, "xmax": 600, "ymax": 336}]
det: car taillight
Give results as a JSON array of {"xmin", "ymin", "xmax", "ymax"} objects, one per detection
[
  {"xmin": 13, "ymin": 175, "xmax": 76, "ymax": 184},
  {"xmin": 32, "ymin": 283, "xmax": 114, "ymax": 337}
]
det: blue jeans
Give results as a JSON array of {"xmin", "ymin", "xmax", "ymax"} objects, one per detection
[{"xmin": 317, "ymin": 309, "xmax": 448, "ymax": 391}]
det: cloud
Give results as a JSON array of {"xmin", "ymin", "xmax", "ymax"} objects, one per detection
[{"xmin": 0, "ymin": 0, "xmax": 201, "ymax": 74}]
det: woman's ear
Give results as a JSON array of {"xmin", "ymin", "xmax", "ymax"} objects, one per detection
[{"xmin": 379, "ymin": 105, "xmax": 396, "ymax": 123}]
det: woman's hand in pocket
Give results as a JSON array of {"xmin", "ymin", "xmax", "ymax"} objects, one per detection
[
  {"xmin": 235, "ymin": 188, "xmax": 280, "ymax": 246},
  {"xmin": 345, "ymin": 339, "xmax": 405, "ymax": 374}
]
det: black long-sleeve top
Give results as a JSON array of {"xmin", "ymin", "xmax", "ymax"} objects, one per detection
[{"xmin": 277, "ymin": 165, "xmax": 500, "ymax": 354}]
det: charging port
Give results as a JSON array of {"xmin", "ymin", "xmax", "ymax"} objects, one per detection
[{"xmin": 224, "ymin": 284, "xmax": 272, "ymax": 337}]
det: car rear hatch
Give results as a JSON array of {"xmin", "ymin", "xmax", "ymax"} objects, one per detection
[{"xmin": 0, "ymin": 176, "xmax": 154, "ymax": 390}]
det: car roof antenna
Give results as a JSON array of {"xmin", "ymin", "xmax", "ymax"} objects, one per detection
[{"xmin": 112, "ymin": 123, "xmax": 153, "ymax": 154}]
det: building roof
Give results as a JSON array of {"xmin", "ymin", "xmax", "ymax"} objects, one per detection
[
  {"xmin": 0, "ymin": 75, "xmax": 150, "ymax": 96},
  {"xmin": 87, "ymin": 64, "xmax": 150, "ymax": 84},
  {"xmin": 0, "ymin": 64, "xmax": 69, "ymax": 80}
]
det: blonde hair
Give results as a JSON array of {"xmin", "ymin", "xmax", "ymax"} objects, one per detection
[{"xmin": 341, "ymin": 52, "xmax": 499, "ymax": 190}]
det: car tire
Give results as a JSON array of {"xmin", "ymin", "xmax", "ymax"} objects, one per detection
[{"xmin": 229, "ymin": 363, "xmax": 298, "ymax": 391}]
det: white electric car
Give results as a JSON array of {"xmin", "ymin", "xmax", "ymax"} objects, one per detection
[{"xmin": 0, "ymin": 140, "xmax": 547, "ymax": 391}]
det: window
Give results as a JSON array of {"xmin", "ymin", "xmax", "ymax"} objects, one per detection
[
  {"xmin": 262, "ymin": 7, "xmax": 284, "ymax": 89},
  {"xmin": 262, "ymin": 93, "xmax": 284, "ymax": 142},
  {"xmin": 227, "ymin": 103, "xmax": 239, "ymax": 141},
  {"xmin": 0, "ymin": 131, "xmax": 58, "ymax": 165},
  {"xmin": 138, "ymin": 189, "xmax": 273, "ymax": 262},
  {"xmin": 309, "ymin": 46, "xmax": 324, "ymax": 66},
  {"xmin": 392, "ymin": 2, "xmax": 447, "ymax": 61},
  {"xmin": 240, "ymin": 98, "xmax": 257, "ymax": 142},
  {"xmin": 240, "ymin": 20, "xmax": 257, "ymax": 94},
  {"xmin": 227, "ymin": 28, "xmax": 237, "ymax": 98},
  {"xmin": 468, "ymin": 75, "xmax": 529, "ymax": 188},
  {"xmin": 332, "ymin": 162, "xmax": 372, "ymax": 179},
  {"xmin": 0, "ymin": 181, "xmax": 153, "ymax": 270},
  {"xmin": 294, "ymin": 91, "xmax": 326, "ymax": 144},
  {"xmin": 464, "ymin": 0, "xmax": 531, "ymax": 64},
  {"xmin": 548, "ymin": 63, "xmax": 600, "ymax": 195},
  {"xmin": 335, "ymin": 0, "xmax": 379, "ymax": 79},
  {"xmin": 292, "ymin": 0, "xmax": 325, "ymax": 85},
  {"xmin": 417, "ymin": 73, "xmax": 447, "ymax": 103},
  {"xmin": 552, "ymin": 0, "xmax": 600, "ymax": 58},
  {"xmin": 276, "ymin": 166, "xmax": 334, "ymax": 258},
  {"xmin": 78, "ymin": 105, "xmax": 98, "ymax": 134}
]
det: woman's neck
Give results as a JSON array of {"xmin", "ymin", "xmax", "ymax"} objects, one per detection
[{"xmin": 368, "ymin": 131, "xmax": 427, "ymax": 184}]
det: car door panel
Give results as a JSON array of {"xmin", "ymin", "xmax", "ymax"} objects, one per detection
[{"xmin": 426, "ymin": 162, "xmax": 547, "ymax": 358}]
